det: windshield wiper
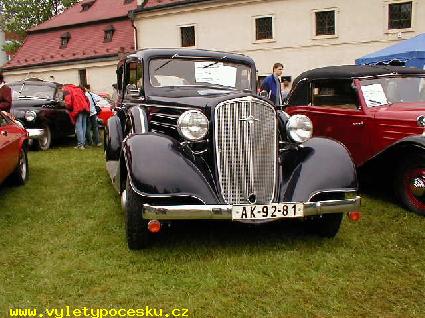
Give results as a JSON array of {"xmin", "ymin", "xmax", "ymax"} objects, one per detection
[
  {"xmin": 155, "ymin": 53, "xmax": 179, "ymax": 72},
  {"xmin": 202, "ymin": 56, "xmax": 227, "ymax": 69}
]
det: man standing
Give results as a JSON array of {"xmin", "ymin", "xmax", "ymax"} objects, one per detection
[
  {"xmin": 84, "ymin": 84, "xmax": 101, "ymax": 147},
  {"xmin": 64, "ymin": 84, "xmax": 90, "ymax": 149},
  {"xmin": 260, "ymin": 63, "xmax": 284, "ymax": 106},
  {"xmin": 0, "ymin": 73, "xmax": 12, "ymax": 112}
]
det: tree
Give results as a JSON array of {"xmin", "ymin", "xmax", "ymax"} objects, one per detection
[{"xmin": 0, "ymin": 0, "xmax": 79, "ymax": 38}]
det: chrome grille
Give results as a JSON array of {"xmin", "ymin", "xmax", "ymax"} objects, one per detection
[{"xmin": 215, "ymin": 96, "xmax": 277, "ymax": 205}]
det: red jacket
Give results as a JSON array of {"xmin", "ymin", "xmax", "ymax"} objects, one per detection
[
  {"xmin": 63, "ymin": 85, "xmax": 90, "ymax": 124},
  {"xmin": 0, "ymin": 84, "xmax": 12, "ymax": 112}
]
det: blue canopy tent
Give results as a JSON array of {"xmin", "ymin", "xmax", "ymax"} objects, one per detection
[{"xmin": 356, "ymin": 33, "xmax": 425, "ymax": 69}]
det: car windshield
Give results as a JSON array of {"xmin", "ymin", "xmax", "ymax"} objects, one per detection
[
  {"xmin": 360, "ymin": 76, "xmax": 425, "ymax": 107},
  {"xmin": 9, "ymin": 83, "xmax": 56, "ymax": 100},
  {"xmin": 149, "ymin": 58, "xmax": 252, "ymax": 91}
]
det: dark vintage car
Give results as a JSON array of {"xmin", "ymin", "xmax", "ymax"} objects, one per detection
[
  {"xmin": 284, "ymin": 65, "xmax": 425, "ymax": 215},
  {"xmin": 9, "ymin": 79, "xmax": 74, "ymax": 150},
  {"xmin": 105, "ymin": 49, "xmax": 361, "ymax": 249},
  {"xmin": 0, "ymin": 111, "xmax": 29, "ymax": 186}
]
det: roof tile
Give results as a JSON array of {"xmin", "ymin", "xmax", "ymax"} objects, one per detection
[
  {"xmin": 3, "ymin": 20, "xmax": 134, "ymax": 69},
  {"xmin": 31, "ymin": 0, "xmax": 137, "ymax": 32}
]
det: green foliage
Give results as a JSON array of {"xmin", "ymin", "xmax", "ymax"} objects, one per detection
[
  {"xmin": 0, "ymin": 144, "xmax": 424, "ymax": 317},
  {"xmin": 1, "ymin": 40, "xmax": 22, "ymax": 54},
  {"xmin": 0, "ymin": 0, "xmax": 80, "ymax": 37}
]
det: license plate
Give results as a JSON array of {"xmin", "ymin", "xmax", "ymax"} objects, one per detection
[{"xmin": 232, "ymin": 203, "xmax": 304, "ymax": 220}]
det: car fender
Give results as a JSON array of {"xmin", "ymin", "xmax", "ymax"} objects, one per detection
[
  {"xmin": 123, "ymin": 133, "xmax": 220, "ymax": 204},
  {"xmin": 379, "ymin": 134, "xmax": 425, "ymax": 156},
  {"xmin": 277, "ymin": 137, "xmax": 358, "ymax": 202},
  {"xmin": 105, "ymin": 115, "xmax": 123, "ymax": 161}
]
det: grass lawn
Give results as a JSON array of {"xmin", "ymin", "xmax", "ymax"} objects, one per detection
[{"xmin": 0, "ymin": 145, "xmax": 424, "ymax": 318}]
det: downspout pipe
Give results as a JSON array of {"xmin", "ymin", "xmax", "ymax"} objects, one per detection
[{"xmin": 129, "ymin": 10, "xmax": 138, "ymax": 51}]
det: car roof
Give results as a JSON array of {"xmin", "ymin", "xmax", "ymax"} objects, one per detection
[
  {"xmin": 293, "ymin": 65, "xmax": 425, "ymax": 85},
  {"xmin": 124, "ymin": 48, "xmax": 255, "ymax": 66}
]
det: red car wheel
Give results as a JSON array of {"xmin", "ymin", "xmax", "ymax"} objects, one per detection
[
  {"xmin": 396, "ymin": 156, "xmax": 425, "ymax": 215},
  {"xmin": 403, "ymin": 167, "xmax": 425, "ymax": 213}
]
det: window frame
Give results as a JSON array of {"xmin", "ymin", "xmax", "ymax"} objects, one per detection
[
  {"xmin": 252, "ymin": 15, "xmax": 275, "ymax": 44},
  {"xmin": 311, "ymin": 8, "xmax": 339, "ymax": 40},
  {"xmin": 384, "ymin": 0, "xmax": 415, "ymax": 34},
  {"xmin": 179, "ymin": 24, "xmax": 196, "ymax": 48}
]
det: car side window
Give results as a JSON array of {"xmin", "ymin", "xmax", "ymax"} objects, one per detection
[
  {"xmin": 311, "ymin": 80, "xmax": 359, "ymax": 110},
  {"xmin": 124, "ymin": 61, "xmax": 143, "ymax": 98}
]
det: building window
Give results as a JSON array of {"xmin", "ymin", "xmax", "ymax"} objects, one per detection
[
  {"xmin": 79, "ymin": 69, "xmax": 88, "ymax": 87},
  {"xmin": 180, "ymin": 26, "xmax": 195, "ymax": 47},
  {"xmin": 60, "ymin": 32, "xmax": 71, "ymax": 48},
  {"xmin": 104, "ymin": 25, "xmax": 115, "ymax": 42},
  {"xmin": 81, "ymin": 0, "xmax": 96, "ymax": 12},
  {"xmin": 388, "ymin": 1, "xmax": 412, "ymax": 29},
  {"xmin": 255, "ymin": 16, "xmax": 273, "ymax": 41},
  {"xmin": 315, "ymin": 10, "xmax": 335, "ymax": 36}
]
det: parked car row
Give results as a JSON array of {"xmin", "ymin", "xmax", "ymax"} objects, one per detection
[
  {"xmin": 8, "ymin": 79, "xmax": 114, "ymax": 150},
  {"xmin": 3, "ymin": 48, "xmax": 424, "ymax": 250}
]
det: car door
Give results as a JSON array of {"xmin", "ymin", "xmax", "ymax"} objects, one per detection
[
  {"xmin": 0, "ymin": 113, "xmax": 20, "ymax": 183},
  {"xmin": 287, "ymin": 79, "xmax": 371, "ymax": 166}
]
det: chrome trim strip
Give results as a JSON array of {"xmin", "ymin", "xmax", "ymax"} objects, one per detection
[
  {"xmin": 137, "ymin": 106, "xmax": 148, "ymax": 133},
  {"xmin": 142, "ymin": 196, "xmax": 361, "ymax": 220},
  {"xmin": 307, "ymin": 189, "xmax": 358, "ymax": 201},
  {"xmin": 26, "ymin": 129, "xmax": 45, "ymax": 139},
  {"xmin": 150, "ymin": 120, "xmax": 177, "ymax": 130}
]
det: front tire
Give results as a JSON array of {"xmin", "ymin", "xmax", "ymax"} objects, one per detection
[
  {"xmin": 395, "ymin": 155, "xmax": 425, "ymax": 215},
  {"xmin": 10, "ymin": 147, "xmax": 29, "ymax": 186},
  {"xmin": 35, "ymin": 125, "xmax": 52, "ymax": 151},
  {"xmin": 125, "ymin": 178, "xmax": 151, "ymax": 249}
]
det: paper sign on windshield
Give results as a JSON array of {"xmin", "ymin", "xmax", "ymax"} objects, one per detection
[
  {"xmin": 195, "ymin": 62, "xmax": 237, "ymax": 87},
  {"xmin": 361, "ymin": 84, "xmax": 388, "ymax": 107}
]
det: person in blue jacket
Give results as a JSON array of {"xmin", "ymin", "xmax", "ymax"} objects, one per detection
[{"xmin": 260, "ymin": 63, "xmax": 284, "ymax": 106}]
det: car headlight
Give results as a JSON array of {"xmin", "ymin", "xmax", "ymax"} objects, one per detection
[
  {"xmin": 25, "ymin": 110, "xmax": 37, "ymax": 122},
  {"xmin": 177, "ymin": 110, "xmax": 209, "ymax": 141},
  {"xmin": 286, "ymin": 115, "xmax": 313, "ymax": 143}
]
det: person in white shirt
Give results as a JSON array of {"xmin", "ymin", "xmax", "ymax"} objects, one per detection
[{"xmin": 84, "ymin": 84, "xmax": 102, "ymax": 146}]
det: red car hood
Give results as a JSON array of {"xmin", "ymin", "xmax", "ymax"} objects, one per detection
[{"xmin": 372, "ymin": 102, "xmax": 425, "ymax": 121}]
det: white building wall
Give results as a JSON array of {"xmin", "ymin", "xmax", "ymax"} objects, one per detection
[
  {"xmin": 4, "ymin": 60, "xmax": 118, "ymax": 94},
  {"xmin": 135, "ymin": 0, "xmax": 425, "ymax": 79}
]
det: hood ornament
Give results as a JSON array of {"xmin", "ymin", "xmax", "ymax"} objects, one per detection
[{"xmin": 240, "ymin": 115, "xmax": 260, "ymax": 125}]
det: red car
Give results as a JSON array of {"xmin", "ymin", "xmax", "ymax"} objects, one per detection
[
  {"xmin": 0, "ymin": 111, "xmax": 29, "ymax": 186},
  {"xmin": 96, "ymin": 92, "xmax": 114, "ymax": 127},
  {"xmin": 285, "ymin": 65, "xmax": 425, "ymax": 215}
]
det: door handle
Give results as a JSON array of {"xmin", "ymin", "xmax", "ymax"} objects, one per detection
[
  {"xmin": 352, "ymin": 121, "xmax": 364, "ymax": 126},
  {"xmin": 0, "ymin": 130, "xmax": 7, "ymax": 136}
]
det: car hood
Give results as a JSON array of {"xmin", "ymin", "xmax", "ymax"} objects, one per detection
[
  {"xmin": 371, "ymin": 102, "xmax": 425, "ymax": 121},
  {"xmin": 146, "ymin": 90, "xmax": 265, "ymax": 108}
]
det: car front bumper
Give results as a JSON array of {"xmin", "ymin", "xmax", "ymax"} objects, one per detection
[
  {"xmin": 142, "ymin": 196, "xmax": 361, "ymax": 220},
  {"xmin": 27, "ymin": 128, "xmax": 45, "ymax": 140}
]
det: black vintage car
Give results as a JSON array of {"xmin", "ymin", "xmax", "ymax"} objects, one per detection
[
  {"xmin": 9, "ymin": 79, "xmax": 74, "ymax": 150},
  {"xmin": 105, "ymin": 49, "xmax": 361, "ymax": 249}
]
